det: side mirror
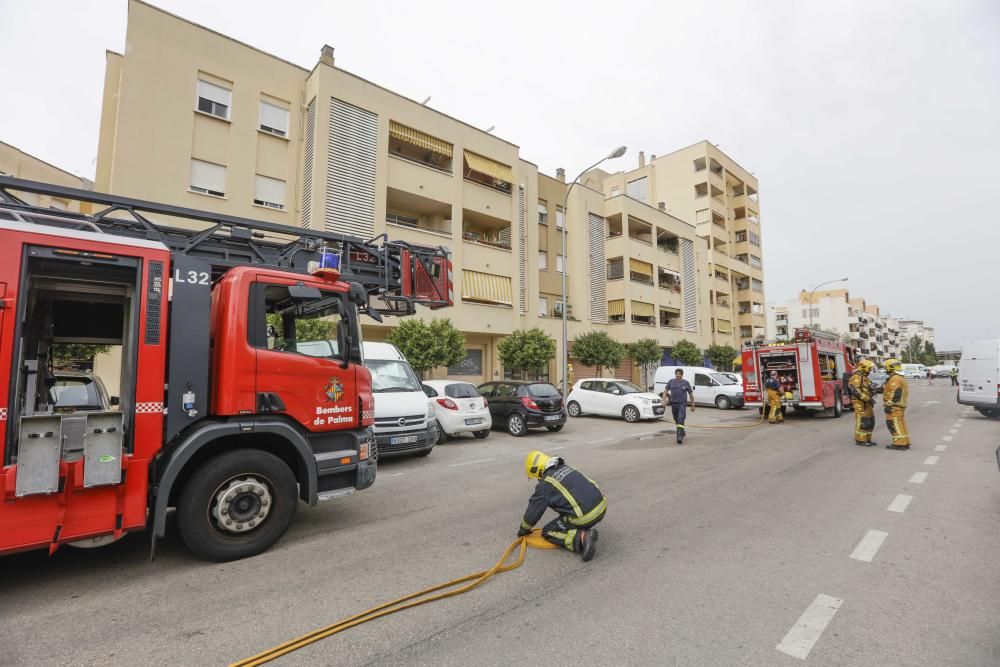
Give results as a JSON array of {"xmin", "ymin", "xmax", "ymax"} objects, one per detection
[
  {"xmin": 288, "ymin": 283, "xmax": 322, "ymax": 302},
  {"xmin": 336, "ymin": 320, "xmax": 350, "ymax": 369},
  {"xmin": 109, "ymin": 396, "xmax": 120, "ymax": 406}
]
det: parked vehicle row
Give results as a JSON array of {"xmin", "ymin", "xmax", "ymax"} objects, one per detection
[
  {"xmin": 566, "ymin": 379, "xmax": 664, "ymax": 422},
  {"xmin": 654, "ymin": 366, "xmax": 745, "ymax": 410}
]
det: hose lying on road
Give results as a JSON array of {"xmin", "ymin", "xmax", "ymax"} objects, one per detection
[
  {"xmin": 229, "ymin": 533, "xmax": 556, "ymax": 666},
  {"xmin": 659, "ymin": 408, "xmax": 767, "ymax": 429}
]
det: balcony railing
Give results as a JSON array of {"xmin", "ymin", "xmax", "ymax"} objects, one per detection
[
  {"xmin": 607, "ymin": 263, "xmax": 624, "ymax": 280},
  {"xmin": 463, "ymin": 231, "xmax": 510, "ymax": 250},
  {"xmin": 630, "ymin": 272, "xmax": 653, "ymax": 285}
]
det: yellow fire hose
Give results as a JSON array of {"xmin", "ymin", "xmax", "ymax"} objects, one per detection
[{"xmin": 229, "ymin": 532, "xmax": 556, "ymax": 666}]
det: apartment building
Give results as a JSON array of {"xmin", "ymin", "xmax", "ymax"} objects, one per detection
[
  {"xmin": 595, "ymin": 143, "xmax": 766, "ymax": 346},
  {"xmin": 94, "ymin": 0, "xmax": 715, "ymax": 385},
  {"xmin": 898, "ymin": 319, "xmax": 935, "ymax": 347},
  {"xmin": 767, "ymin": 289, "xmax": 903, "ymax": 363},
  {"xmin": 0, "ymin": 141, "xmax": 92, "ymax": 212}
]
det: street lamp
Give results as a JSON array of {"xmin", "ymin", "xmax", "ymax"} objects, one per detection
[
  {"xmin": 807, "ymin": 277, "xmax": 848, "ymax": 329},
  {"xmin": 561, "ymin": 146, "xmax": 627, "ymax": 394}
]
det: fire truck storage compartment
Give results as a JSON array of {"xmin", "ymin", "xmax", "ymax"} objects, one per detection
[
  {"xmin": 10, "ymin": 247, "xmax": 137, "ymax": 496},
  {"xmin": 758, "ymin": 351, "xmax": 799, "ymax": 399}
]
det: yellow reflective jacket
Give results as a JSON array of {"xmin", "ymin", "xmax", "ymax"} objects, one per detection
[
  {"xmin": 883, "ymin": 373, "xmax": 908, "ymax": 409},
  {"xmin": 847, "ymin": 371, "xmax": 873, "ymax": 403}
]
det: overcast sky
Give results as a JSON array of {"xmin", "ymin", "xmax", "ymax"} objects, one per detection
[{"xmin": 2, "ymin": 0, "xmax": 998, "ymax": 347}]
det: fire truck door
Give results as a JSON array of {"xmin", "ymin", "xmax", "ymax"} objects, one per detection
[
  {"xmin": 251, "ymin": 282, "xmax": 358, "ymax": 431},
  {"xmin": 798, "ymin": 343, "xmax": 817, "ymax": 398}
]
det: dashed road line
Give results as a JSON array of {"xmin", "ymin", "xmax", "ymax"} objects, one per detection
[
  {"xmin": 887, "ymin": 494, "xmax": 913, "ymax": 513},
  {"xmin": 776, "ymin": 594, "xmax": 844, "ymax": 660},
  {"xmin": 849, "ymin": 530, "xmax": 888, "ymax": 562},
  {"xmin": 587, "ymin": 438, "xmax": 616, "ymax": 445},
  {"xmin": 947, "ymin": 429, "xmax": 958, "ymax": 435},
  {"xmin": 909, "ymin": 471, "xmax": 928, "ymax": 484},
  {"xmin": 548, "ymin": 446, "xmax": 566, "ymax": 451},
  {"xmin": 924, "ymin": 456, "xmax": 939, "ymax": 465},
  {"xmin": 935, "ymin": 445, "xmax": 947, "ymax": 452},
  {"xmin": 633, "ymin": 431, "xmax": 655, "ymax": 437},
  {"xmin": 448, "ymin": 458, "xmax": 495, "ymax": 468},
  {"xmin": 942, "ymin": 436, "xmax": 953, "ymax": 442},
  {"xmin": 380, "ymin": 472, "xmax": 405, "ymax": 478},
  {"xmin": 952, "ymin": 423, "xmax": 963, "ymax": 429}
]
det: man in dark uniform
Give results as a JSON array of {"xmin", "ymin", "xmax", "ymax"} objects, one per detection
[
  {"xmin": 662, "ymin": 368, "xmax": 695, "ymax": 443},
  {"xmin": 517, "ymin": 450, "xmax": 606, "ymax": 561}
]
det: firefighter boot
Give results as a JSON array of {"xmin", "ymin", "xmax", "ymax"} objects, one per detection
[
  {"xmin": 676, "ymin": 426, "xmax": 685, "ymax": 444},
  {"xmin": 578, "ymin": 528, "xmax": 598, "ymax": 562}
]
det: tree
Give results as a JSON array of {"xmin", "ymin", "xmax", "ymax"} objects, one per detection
[
  {"xmin": 51, "ymin": 343, "xmax": 112, "ymax": 366},
  {"xmin": 902, "ymin": 335, "xmax": 923, "ymax": 364},
  {"xmin": 921, "ymin": 340, "xmax": 938, "ymax": 366},
  {"xmin": 498, "ymin": 328, "xmax": 556, "ymax": 380},
  {"xmin": 670, "ymin": 339, "xmax": 703, "ymax": 366},
  {"xmin": 266, "ymin": 313, "xmax": 334, "ymax": 343},
  {"xmin": 627, "ymin": 338, "xmax": 663, "ymax": 389},
  {"xmin": 386, "ymin": 318, "xmax": 466, "ymax": 379},
  {"xmin": 572, "ymin": 331, "xmax": 626, "ymax": 377},
  {"xmin": 705, "ymin": 344, "xmax": 740, "ymax": 371}
]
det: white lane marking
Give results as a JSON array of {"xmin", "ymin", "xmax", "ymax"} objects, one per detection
[
  {"xmin": 935, "ymin": 445, "xmax": 947, "ymax": 452},
  {"xmin": 448, "ymin": 458, "xmax": 495, "ymax": 468},
  {"xmin": 942, "ymin": 436, "xmax": 953, "ymax": 442},
  {"xmin": 633, "ymin": 431, "xmax": 654, "ymax": 437},
  {"xmin": 588, "ymin": 438, "xmax": 615, "ymax": 445},
  {"xmin": 380, "ymin": 472, "xmax": 405, "ymax": 478},
  {"xmin": 887, "ymin": 494, "xmax": 913, "ymax": 513},
  {"xmin": 924, "ymin": 456, "xmax": 939, "ymax": 465},
  {"xmin": 849, "ymin": 530, "xmax": 888, "ymax": 562},
  {"xmin": 952, "ymin": 423, "xmax": 963, "ymax": 429},
  {"xmin": 548, "ymin": 446, "xmax": 566, "ymax": 451},
  {"xmin": 909, "ymin": 471, "xmax": 928, "ymax": 484},
  {"xmin": 948, "ymin": 429, "xmax": 958, "ymax": 434},
  {"xmin": 776, "ymin": 594, "xmax": 844, "ymax": 660},
  {"xmin": 922, "ymin": 400, "xmax": 940, "ymax": 407}
]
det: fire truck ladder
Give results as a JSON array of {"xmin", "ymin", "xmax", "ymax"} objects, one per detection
[{"xmin": 0, "ymin": 176, "xmax": 452, "ymax": 317}]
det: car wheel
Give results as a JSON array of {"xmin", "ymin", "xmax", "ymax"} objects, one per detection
[
  {"xmin": 436, "ymin": 420, "xmax": 448, "ymax": 445},
  {"xmin": 715, "ymin": 395, "xmax": 731, "ymax": 410},
  {"xmin": 176, "ymin": 449, "xmax": 297, "ymax": 562},
  {"xmin": 546, "ymin": 424, "xmax": 564, "ymax": 432},
  {"xmin": 622, "ymin": 405, "xmax": 640, "ymax": 423},
  {"xmin": 567, "ymin": 401, "xmax": 582, "ymax": 417},
  {"xmin": 507, "ymin": 413, "xmax": 527, "ymax": 437},
  {"xmin": 473, "ymin": 430, "xmax": 490, "ymax": 439}
]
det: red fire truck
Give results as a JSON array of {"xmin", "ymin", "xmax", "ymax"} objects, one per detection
[
  {"xmin": 0, "ymin": 176, "xmax": 452, "ymax": 561},
  {"xmin": 742, "ymin": 328, "xmax": 856, "ymax": 417}
]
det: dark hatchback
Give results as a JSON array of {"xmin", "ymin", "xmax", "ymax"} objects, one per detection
[{"xmin": 476, "ymin": 381, "xmax": 567, "ymax": 437}]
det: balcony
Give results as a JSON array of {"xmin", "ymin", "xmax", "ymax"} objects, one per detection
[
  {"xmin": 462, "ymin": 150, "xmax": 513, "ymax": 195},
  {"xmin": 656, "ymin": 228, "xmax": 679, "ymax": 255},
  {"xmin": 386, "ymin": 187, "xmax": 453, "ymax": 240},
  {"xmin": 462, "ymin": 208, "xmax": 512, "ymax": 273},
  {"xmin": 659, "ymin": 306, "xmax": 682, "ymax": 329}
]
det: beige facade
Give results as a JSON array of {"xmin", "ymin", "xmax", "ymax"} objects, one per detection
[
  {"xmin": 595, "ymin": 143, "xmax": 766, "ymax": 347},
  {"xmin": 95, "ymin": 1, "xmax": 725, "ymax": 384},
  {"xmin": 0, "ymin": 141, "xmax": 92, "ymax": 212}
]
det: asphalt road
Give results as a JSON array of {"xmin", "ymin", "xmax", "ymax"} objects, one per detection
[{"xmin": 2, "ymin": 384, "xmax": 998, "ymax": 666}]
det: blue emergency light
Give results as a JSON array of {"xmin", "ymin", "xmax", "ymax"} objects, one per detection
[{"xmin": 319, "ymin": 249, "xmax": 340, "ymax": 271}]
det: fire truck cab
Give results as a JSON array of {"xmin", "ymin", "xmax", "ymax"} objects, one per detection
[
  {"xmin": 742, "ymin": 328, "xmax": 855, "ymax": 417},
  {"xmin": 0, "ymin": 177, "xmax": 452, "ymax": 561}
]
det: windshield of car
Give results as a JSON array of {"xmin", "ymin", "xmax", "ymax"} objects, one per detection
[
  {"xmin": 366, "ymin": 359, "xmax": 422, "ymax": 393},
  {"xmin": 710, "ymin": 373, "xmax": 737, "ymax": 385},
  {"xmin": 444, "ymin": 383, "xmax": 479, "ymax": 399},
  {"xmin": 526, "ymin": 383, "xmax": 561, "ymax": 398},
  {"xmin": 614, "ymin": 381, "xmax": 645, "ymax": 394},
  {"xmin": 48, "ymin": 378, "xmax": 98, "ymax": 409}
]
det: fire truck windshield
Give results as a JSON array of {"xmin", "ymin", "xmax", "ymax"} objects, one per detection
[{"xmin": 264, "ymin": 285, "xmax": 345, "ymax": 360}]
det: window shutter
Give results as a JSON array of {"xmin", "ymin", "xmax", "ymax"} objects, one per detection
[
  {"xmin": 190, "ymin": 159, "xmax": 226, "ymax": 194},
  {"xmin": 255, "ymin": 175, "xmax": 286, "ymax": 207},
  {"xmin": 260, "ymin": 101, "xmax": 289, "ymax": 134},
  {"xmin": 197, "ymin": 80, "xmax": 231, "ymax": 107}
]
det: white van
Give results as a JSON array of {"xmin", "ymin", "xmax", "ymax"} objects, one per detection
[
  {"xmin": 361, "ymin": 342, "xmax": 438, "ymax": 457},
  {"xmin": 653, "ymin": 366, "xmax": 745, "ymax": 410},
  {"xmin": 958, "ymin": 339, "xmax": 1000, "ymax": 418},
  {"xmin": 900, "ymin": 363, "xmax": 928, "ymax": 379}
]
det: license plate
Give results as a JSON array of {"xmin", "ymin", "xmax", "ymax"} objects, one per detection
[
  {"xmin": 464, "ymin": 418, "xmax": 483, "ymax": 425},
  {"xmin": 544, "ymin": 415, "xmax": 561, "ymax": 422},
  {"xmin": 390, "ymin": 435, "xmax": 418, "ymax": 445}
]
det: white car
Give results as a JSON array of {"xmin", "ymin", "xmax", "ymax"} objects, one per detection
[
  {"xmin": 566, "ymin": 379, "xmax": 665, "ymax": 423},
  {"xmin": 421, "ymin": 380, "xmax": 492, "ymax": 441}
]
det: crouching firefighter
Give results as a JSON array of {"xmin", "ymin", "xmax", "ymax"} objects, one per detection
[
  {"xmin": 882, "ymin": 358, "xmax": 911, "ymax": 450},
  {"xmin": 765, "ymin": 371, "xmax": 784, "ymax": 424},
  {"xmin": 517, "ymin": 450, "xmax": 606, "ymax": 561},
  {"xmin": 848, "ymin": 359, "xmax": 878, "ymax": 447}
]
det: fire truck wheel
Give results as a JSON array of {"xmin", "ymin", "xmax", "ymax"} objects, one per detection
[
  {"xmin": 177, "ymin": 449, "xmax": 298, "ymax": 562},
  {"xmin": 832, "ymin": 393, "xmax": 843, "ymax": 418}
]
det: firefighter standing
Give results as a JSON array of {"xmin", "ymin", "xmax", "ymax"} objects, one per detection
[
  {"xmin": 663, "ymin": 369, "xmax": 695, "ymax": 443},
  {"xmin": 765, "ymin": 371, "xmax": 784, "ymax": 423},
  {"xmin": 950, "ymin": 367, "xmax": 959, "ymax": 386},
  {"xmin": 518, "ymin": 450, "xmax": 605, "ymax": 561},
  {"xmin": 882, "ymin": 358, "xmax": 911, "ymax": 450},
  {"xmin": 848, "ymin": 359, "xmax": 877, "ymax": 446}
]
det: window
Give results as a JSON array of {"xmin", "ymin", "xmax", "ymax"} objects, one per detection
[
  {"xmin": 259, "ymin": 100, "xmax": 290, "ymax": 137},
  {"xmin": 626, "ymin": 177, "xmax": 648, "ymax": 203},
  {"xmin": 752, "ymin": 278, "xmax": 763, "ymax": 292},
  {"xmin": 257, "ymin": 284, "xmax": 344, "ymax": 360},
  {"xmin": 538, "ymin": 251, "xmax": 548, "ymax": 270},
  {"xmin": 538, "ymin": 296, "xmax": 548, "ymax": 317},
  {"xmin": 607, "ymin": 257, "xmax": 624, "ymax": 280},
  {"xmin": 735, "ymin": 231, "xmax": 747, "ymax": 243},
  {"xmin": 254, "ymin": 175, "xmax": 286, "ymax": 210},
  {"xmin": 189, "ymin": 159, "xmax": 226, "ymax": 197},
  {"xmin": 196, "ymin": 79, "xmax": 231, "ymax": 120},
  {"xmin": 389, "ymin": 121, "xmax": 453, "ymax": 172},
  {"xmin": 447, "ymin": 351, "xmax": 484, "ymax": 377},
  {"xmin": 750, "ymin": 255, "xmax": 762, "ymax": 269},
  {"xmin": 444, "ymin": 382, "xmax": 480, "ymax": 397},
  {"xmin": 749, "ymin": 231, "xmax": 761, "ymax": 246},
  {"xmin": 555, "ymin": 206, "xmax": 565, "ymax": 229},
  {"xmin": 556, "ymin": 254, "xmax": 564, "ymax": 273},
  {"xmin": 538, "ymin": 201, "xmax": 548, "ymax": 224},
  {"xmin": 554, "ymin": 300, "xmax": 567, "ymax": 317},
  {"xmin": 694, "ymin": 373, "xmax": 713, "ymax": 387}
]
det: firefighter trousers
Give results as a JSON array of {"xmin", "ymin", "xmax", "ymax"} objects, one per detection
[
  {"xmin": 885, "ymin": 407, "xmax": 910, "ymax": 447},
  {"xmin": 542, "ymin": 512, "xmax": 605, "ymax": 552},
  {"xmin": 671, "ymin": 403, "xmax": 687, "ymax": 441},
  {"xmin": 766, "ymin": 389, "xmax": 783, "ymax": 423},
  {"xmin": 852, "ymin": 399, "xmax": 875, "ymax": 443}
]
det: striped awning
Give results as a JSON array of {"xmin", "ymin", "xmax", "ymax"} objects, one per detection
[
  {"xmin": 390, "ymin": 121, "xmax": 453, "ymax": 157},
  {"xmin": 629, "ymin": 258, "xmax": 653, "ymax": 276},
  {"xmin": 461, "ymin": 270, "xmax": 512, "ymax": 306},
  {"xmin": 659, "ymin": 306, "xmax": 681, "ymax": 314},
  {"xmin": 631, "ymin": 300, "xmax": 655, "ymax": 317},
  {"xmin": 464, "ymin": 151, "xmax": 513, "ymax": 183},
  {"xmin": 607, "ymin": 299, "xmax": 625, "ymax": 317},
  {"xmin": 716, "ymin": 319, "xmax": 733, "ymax": 334}
]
